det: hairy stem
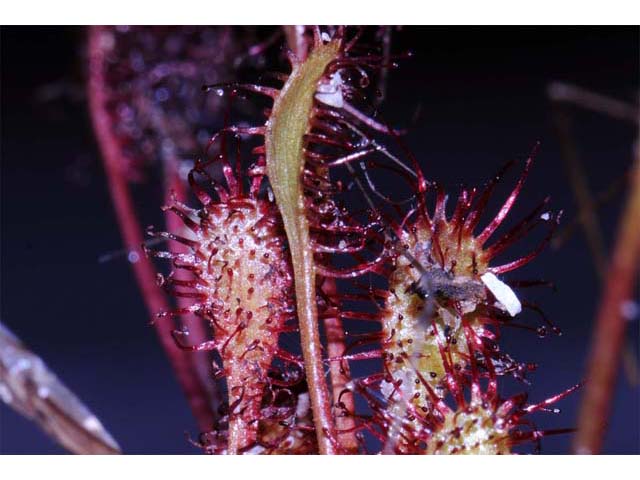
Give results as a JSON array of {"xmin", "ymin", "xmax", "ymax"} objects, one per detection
[
  {"xmin": 87, "ymin": 26, "xmax": 215, "ymax": 432},
  {"xmin": 265, "ymin": 39, "xmax": 341, "ymax": 454},
  {"xmin": 573, "ymin": 152, "xmax": 640, "ymax": 454}
]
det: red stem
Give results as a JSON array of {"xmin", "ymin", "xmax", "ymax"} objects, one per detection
[
  {"xmin": 573, "ymin": 153, "xmax": 640, "ymax": 454},
  {"xmin": 87, "ymin": 26, "xmax": 214, "ymax": 432},
  {"xmin": 322, "ymin": 280, "xmax": 358, "ymax": 453}
]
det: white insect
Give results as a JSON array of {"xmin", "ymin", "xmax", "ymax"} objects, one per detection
[{"xmin": 480, "ymin": 272, "xmax": 522, "ymax": 317}]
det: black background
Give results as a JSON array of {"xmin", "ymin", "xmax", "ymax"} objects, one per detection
[{"xmin": 1, "ymin": 26, "xmax": 638, "ymax": 454}]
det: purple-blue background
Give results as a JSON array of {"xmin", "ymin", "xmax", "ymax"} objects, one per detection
[{"xmin": 1, "ymin": 27, "xmax": 638, "ymax": 454}]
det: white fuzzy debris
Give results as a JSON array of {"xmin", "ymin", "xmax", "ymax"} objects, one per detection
[
  {"xmin": 481, "ymin": 272, "xmax": 522, "ymax": 317},
  {"xmin": 540, "ymin": 212, "xmax": 551, "ymax": 221},
  {"xmin": 315, "ymin": 72, "xmax": 344, "ymax": 108},
  {"xmin": 321, "ymin": 32, "xmax": 331, "ymax": 43}
]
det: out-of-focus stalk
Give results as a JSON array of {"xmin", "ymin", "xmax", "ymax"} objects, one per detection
[
  {"xmin": 86, "ymin": 26, "xmax": 214, "ymax": 432},
  {"xmin": 573, "ymin": 151, "xmax": 640, "ymax": 454}
]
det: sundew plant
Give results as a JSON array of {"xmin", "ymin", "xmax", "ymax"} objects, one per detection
[{"xmin": 2, "ymin": 25, "xmax": 638, "ymax": 455}]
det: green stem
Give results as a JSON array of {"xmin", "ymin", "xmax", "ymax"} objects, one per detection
[{"xmin": 265, "ymin": 39, "xmax": 341, "ymax": 454}]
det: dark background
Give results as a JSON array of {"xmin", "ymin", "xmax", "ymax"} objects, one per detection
[{"xmin": 1, "ymin": 26, "xmax": 638, "ymax": 454}]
